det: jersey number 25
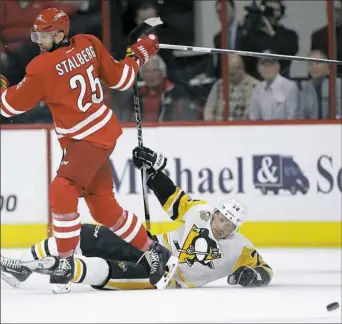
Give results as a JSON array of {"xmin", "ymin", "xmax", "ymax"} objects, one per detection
[{"xmin": 69, "ymin": 64, "xmax": 103, "ymax": 112}]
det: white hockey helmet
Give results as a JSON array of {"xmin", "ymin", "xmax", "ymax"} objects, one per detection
[{"xmin": 214, "ymin": 199, "xmax": 246, "ymax": 231}]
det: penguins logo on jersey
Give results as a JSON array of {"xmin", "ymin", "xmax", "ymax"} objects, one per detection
[
  {"xmin": 173, "ymin": 225, "xmax": 221, "ymax": 269},
  {"xmin": 200, "ymin": 211, "xmax": 211, "ymax": 222}
]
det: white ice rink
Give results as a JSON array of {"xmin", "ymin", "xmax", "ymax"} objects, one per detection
[{"xmin": 1, "ymin": 248, "xmax": 341, "ymax": 323}]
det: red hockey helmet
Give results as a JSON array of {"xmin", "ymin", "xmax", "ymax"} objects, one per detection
[{"xmin": 32, "ymin": 8, "xmax": 70, "ymax": 36}]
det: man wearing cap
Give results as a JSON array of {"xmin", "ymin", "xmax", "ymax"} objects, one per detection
[{"xmin": 247, "ymin": 50, "xmax": 300, "ymax": 120}]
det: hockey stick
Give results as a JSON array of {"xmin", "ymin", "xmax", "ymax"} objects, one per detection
[
  {"xmin": 159, "ymin": 44, "xmax": 342, "ymax": 65},
  {"xmin": 128, "ymin": 17, "xmax": 163, "ymax": 233}
]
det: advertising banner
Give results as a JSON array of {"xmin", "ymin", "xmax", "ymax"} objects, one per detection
[
  {"xmin": 1, "ymin": 130, "xmax": 48, "ymax": 224},
  {"xmin": 51, "ymin": 124, "xmax": 342, "ymax": 223}
]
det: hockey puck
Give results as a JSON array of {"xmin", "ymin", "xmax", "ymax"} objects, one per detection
[{"xmin": 326, "ymin": 302, "xmax": 339, "ymax": 312}]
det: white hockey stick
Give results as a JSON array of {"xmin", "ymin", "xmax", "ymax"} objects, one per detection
[{"xmin": 159, "ymin": 43, "xmax": 342, "ymax": 65}]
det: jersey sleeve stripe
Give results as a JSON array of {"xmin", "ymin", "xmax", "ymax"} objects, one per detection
[
  {"xmin": 119, "ymin": 68, "xmax": 136, "ymax": 91},
  {"xmin": 1, "ymin": 90, "xmax": 26, "ymax": 115},
  {"xmin": 170, "ymin": 191, "xmax": 186, "ymax": 221},
  {"xmin": 0, "ymin": 108, "xmax": 12, "ymax": 118},
  {"xmin": 109, "ymin": 64, "xmax": 130, "ymax": 89},
  {"xmin": 163, "ymin": 187, "xmax": 182, "ymax": 214}
]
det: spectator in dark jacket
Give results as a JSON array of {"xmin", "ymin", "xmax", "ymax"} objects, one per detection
[
  {"xmin": 138, "ymin": 55, "xmax": 199, "ymax": 122},
  {"xmin": 311, "ymin": 0, "xmax": 342, "ymax": 76},
  {"xmin": 239, "ymin": 0, "xmax": 299, "ymax": 79}
]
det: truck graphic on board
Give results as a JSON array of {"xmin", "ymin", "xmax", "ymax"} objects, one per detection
[{"xmin": 253, "ymin": 155, "xmax": 310, "ymax": 195}]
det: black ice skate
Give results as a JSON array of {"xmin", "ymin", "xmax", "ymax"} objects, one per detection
[
  {"xmin": 50, "ymin": 256, "xmax": 74, "ymax": 294},
  {"xmin": 147, "ymin": 241, "xmax": 178, "ymax": 289},
  {"xmin": 1, "ymin": 255, "xmax": 32, "ymax": 288}
]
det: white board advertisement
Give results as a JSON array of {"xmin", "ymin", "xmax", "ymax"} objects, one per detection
[
  {"xmin": 51, "ymin": 124, "xmax": 342, "ymax": 223},
  {"xmin": 1, "ymin": 130, "xmax": 48, "ymax": 224}
]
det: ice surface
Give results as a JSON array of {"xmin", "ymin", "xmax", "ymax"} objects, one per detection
[{"xmin": 1, "ymin": 248, "xmax": 341, "ymax": 323}]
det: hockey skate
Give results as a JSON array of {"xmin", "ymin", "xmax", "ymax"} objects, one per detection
[
  {"xmin": 1, "ymin": 255, "xmax": 57, "ymax": 288},
  {"xmin": 1, "ymin": 255, "xmax": 32, "ymax": 288},
  {"xmin": 50, "ymin": 256, "xmax": 74, "ymax": 294},
  {"xmin": 146, "ymin": 241, "xmax": 178, "ymax": 289}
]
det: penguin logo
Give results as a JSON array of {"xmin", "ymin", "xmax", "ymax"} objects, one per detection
[
  {"xmin": 200, "ymin": 211, "xmax": 211, "ymax": 222},
  {"xmin": 173, "ymin": 225, "xmax": 221, "ymax": 269},
  {"xmin": 117, "ymin": 261, "xmax": 127, "ymax": 272}
]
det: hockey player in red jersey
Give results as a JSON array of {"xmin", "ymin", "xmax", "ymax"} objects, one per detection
[{"xmin": 0, "ymin": 8, "xmax": 177, "ymax": 293}]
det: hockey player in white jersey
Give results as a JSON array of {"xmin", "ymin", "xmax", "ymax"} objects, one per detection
[
  {"xmin": 1, "ymin": 146, "xmax": 272, "ymax": 290},
  {"xmin": 132, "ymin": 146, "xmax": 273, "ymax": 288}
]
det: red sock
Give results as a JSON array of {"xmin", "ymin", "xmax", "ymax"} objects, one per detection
[
  {"xmin": 50, "ymin": 177, "xmax": 81, "ymax": 257},
  {"xmin": 110, "ymin": 210, "xmax": 152, "ymax": 252},
  {"xmin": 53, "ymin": 212, "xmax": 81, "ymax": 257}
]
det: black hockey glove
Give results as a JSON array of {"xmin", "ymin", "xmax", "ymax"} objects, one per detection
[
  {"xmin": 227, "ymin": 266, "xmax": 263, "ymax": 287},
  {"xmin": 132, "ymin": 146, "xmax": 167, "ymax": 176}
]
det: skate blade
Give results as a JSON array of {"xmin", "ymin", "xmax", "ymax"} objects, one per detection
[
  {"xmin": 1, "ymin": 271, "xmax": 21, "ymax": 288},
  {"xmin": 52, "ymin": 282, "xmax": 71, "ymax": 294},
  {"xmin": 155, "ymin": 256, "xmax": 179, "ymax": 290}
]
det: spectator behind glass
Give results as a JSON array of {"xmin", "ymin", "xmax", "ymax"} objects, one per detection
[
  {"xmin": 311, "ymin": 0, "xmax": 342, "ymax": 76},
  {"xmin": 135, "ymin": 0, "xmax": 159, "ymax": 24},
  {"xmin": 248, "ymin": 51, "xmax": 300, "ymax": 120},
  {"xmin": 139, "ymin": 55, "xmax": 199, "ymax": 122},
  {"xmin": 133, "ymin": 1, "xmax": 177, "ymax": 82},
  {"xmin": 239, "ymin": 0, "xmax": 299, "ymax": 79},
  {"xmin": 213, "ymin": 0, "xmax": 244, "ymax": 78},
  {"xmin": 204, "ymin": 54, "xmax": 260, "ymax": 120},
  {"xmin": 0, "ymin": 0, "xmax": 82, "ymax": 84},
  {"xmin": 301, "ymin": 50, "xmax": 341, "ymax": 119}
]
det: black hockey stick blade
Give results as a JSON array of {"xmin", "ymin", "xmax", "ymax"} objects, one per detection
[{"xmin": 129, "ymin": 17, "xmax": 163, "ymax": 45}]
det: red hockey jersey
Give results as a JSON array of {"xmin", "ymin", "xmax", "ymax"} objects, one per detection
[{"xmin": 0, "ymin": 34, "xmax": 140, "ymax": 149}]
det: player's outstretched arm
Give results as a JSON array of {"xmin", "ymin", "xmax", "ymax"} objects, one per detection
[
  {"xmin": 87, "ymin": 34, "xmax": 159, "ymax": 91},
  {"xmin": 132, "ymin": 146, "xmax": 206, "ymax": 223},
  {"xmin": 228, "ymin": 248, "xmax": 273, "ymax": 287},
  {"xmin": 0, "ymin": 62, "xmax": 45, "ymax": 119}
]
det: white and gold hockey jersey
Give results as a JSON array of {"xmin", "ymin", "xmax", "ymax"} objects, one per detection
[{"xmin": 157, "ymin": 187, "xmax": 273, "ymax": 288}]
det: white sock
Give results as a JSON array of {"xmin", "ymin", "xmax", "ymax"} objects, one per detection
[
  {"xmin": 73, "ymin": 256, "xmax": 109, "ymax": 286},
  {"xmin": 24, "ymin": 238, "xmax": 108, "ymax": 287},
  {"xmin": 26, "ymin": 237, "xmax": 82, "ymax": 260}
]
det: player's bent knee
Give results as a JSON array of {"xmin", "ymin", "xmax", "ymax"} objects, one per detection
[{"xmin": 49, "ymin": 177, "xmax": 79, "ymax": 213}]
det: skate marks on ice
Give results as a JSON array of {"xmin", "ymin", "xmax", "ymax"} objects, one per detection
[{"xmin": 1, "ymin": 249, "xmax": 341, "ymax": 323}]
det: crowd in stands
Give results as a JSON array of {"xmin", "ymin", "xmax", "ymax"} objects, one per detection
[{"xmin": 0, "ymin": 0, "xmax": 341, "ymax": 125}]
